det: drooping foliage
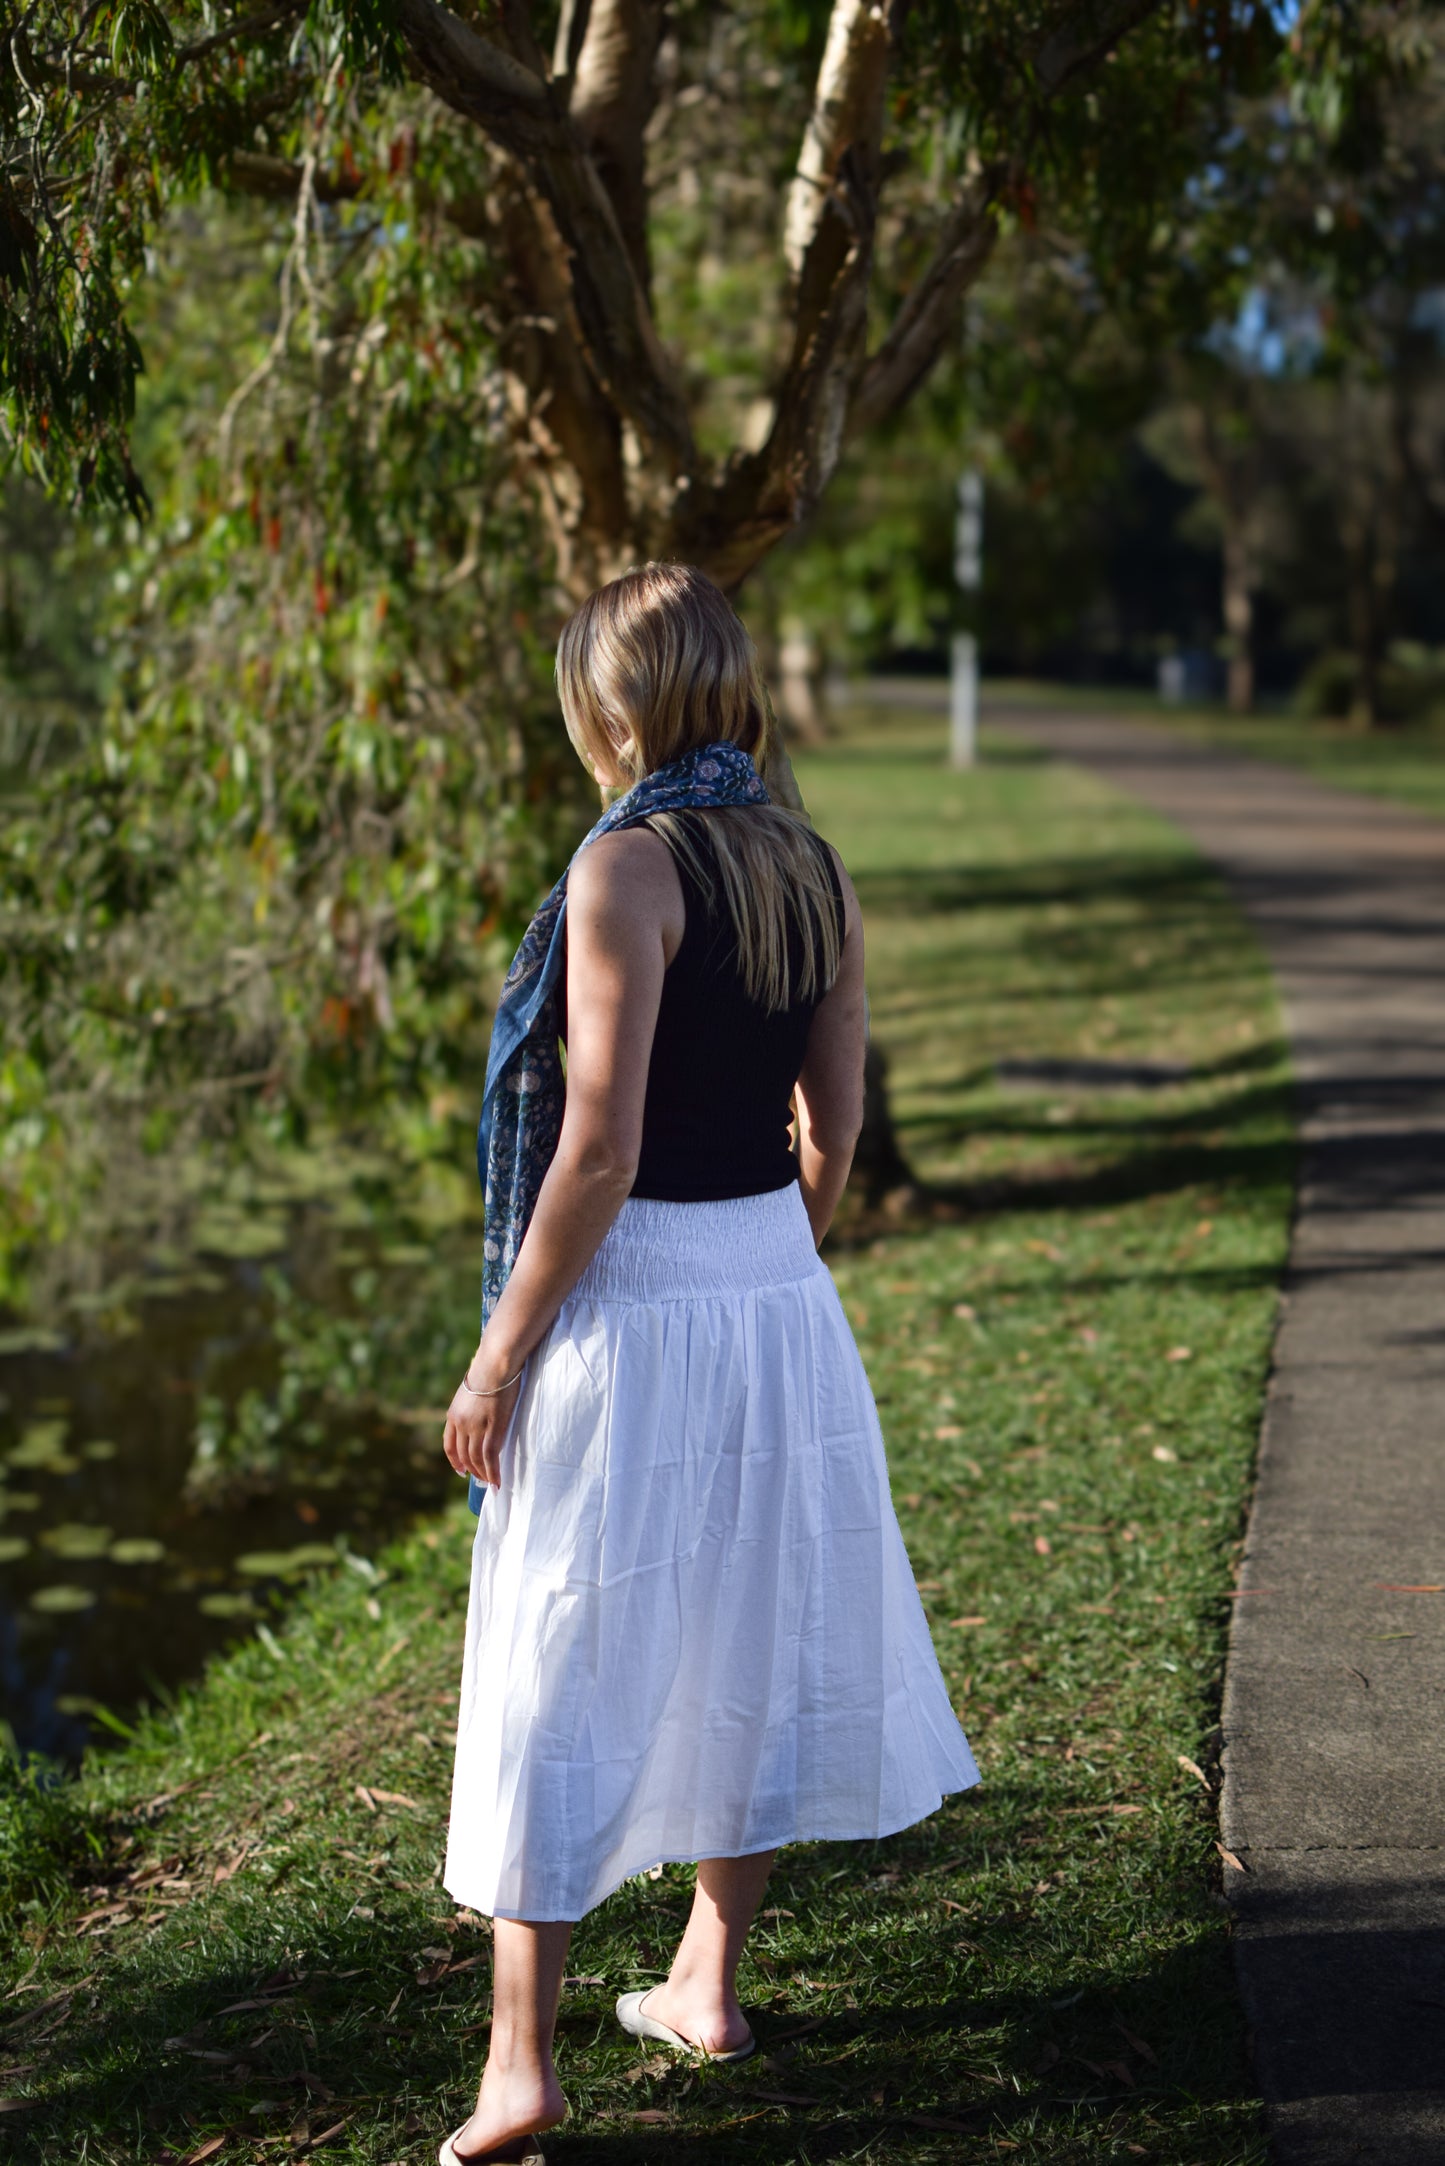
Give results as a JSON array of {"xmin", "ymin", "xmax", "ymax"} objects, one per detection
[{"xmin": 0, "ymin": 0, "xmax": 1434, "ymax": 1289}]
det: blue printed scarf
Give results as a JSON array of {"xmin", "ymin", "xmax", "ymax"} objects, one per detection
[{"xmin": 467, "ymin": 738, "xmax": 769, "ymax": 1514}]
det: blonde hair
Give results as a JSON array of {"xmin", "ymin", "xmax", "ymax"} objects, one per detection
[{"xmin": 556, "ymin": 562, "xmax": 843, "ymax": 1013}]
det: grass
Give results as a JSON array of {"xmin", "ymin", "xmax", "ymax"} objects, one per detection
[
  {"xmin": 2, "ymin": 707, "xmax": 1295, "ymax": 2164},
  {"xmin": 982, "ymin": 677, "xmax": 1445, "ymax": 820}
]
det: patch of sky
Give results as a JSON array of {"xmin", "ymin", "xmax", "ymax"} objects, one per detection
[{"xmin": 1205, "ymin": 284, "xmax": 1324, "ymax": 377}]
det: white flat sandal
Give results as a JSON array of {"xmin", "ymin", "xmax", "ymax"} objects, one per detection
[
  {"xmin": 438, "ymin": 2124, "xmax": 547, "ymax": 2166},
  {"xmin": 615, "ymin": 1986, "xmax": 757, "ymax": 2062}
]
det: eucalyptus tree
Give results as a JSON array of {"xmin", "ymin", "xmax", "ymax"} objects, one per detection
[{"xmin": 0, "ymin": 1, "xmax": 1413, "ymax": 1276}]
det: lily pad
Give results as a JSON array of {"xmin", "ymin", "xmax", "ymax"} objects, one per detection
[
  {"xmin": 40, "ymin": 1522, "xmax": 114, "ymax": 1560},
  {"xmin": 193, "ymin": 1211, "xmax": 287, "ymax": 1260},
  {"xmin": 0, "ymin": 1535, "xmax": 31, "ymax": 1562},
  {"xmin": 81, "ymin": 1439, "xmax": 119, "ymax": 1461},
  {"xmin": 9, "ymin": 1420, "xmax": 75, "ymax": 1471},
  {"xmin": 30, "ymin": 1584, "xmax": 98, "ymax": 1614},
  {"xmin": 198, "ymin": 1592, "xmax": 258, "ymax": 1619},
  {"xmin": 282, "ymin": 1543, "xmax": 339, "ymax": 1569},
  {"xmin": 109, "ymin": 1537, "xmax": 166, "ymax": 1565},
  {"xmin": 0, "ymin": 1328, "xmax": 66, "ymax": 1357},
  {"xmin": 235, "ymin": 1542, "xmax": 337, "ymax": 1577}
]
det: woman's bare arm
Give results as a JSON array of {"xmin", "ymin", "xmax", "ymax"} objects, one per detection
[
  {"xmin": 443, "ymin": 828, "xmax": 679, "ymax": 1489},
  {"xmin": 795, "ymin": 847, "xmax": 866, "ymax": 1247}
]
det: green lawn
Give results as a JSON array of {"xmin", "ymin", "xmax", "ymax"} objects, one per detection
[
  {"xmin": 984, "ymin": 677, "xmax": 1445, "ymax": 820},
  {"xmin": 2, "ymin": 709, "xmax": 1294, "ymax": 2164}
]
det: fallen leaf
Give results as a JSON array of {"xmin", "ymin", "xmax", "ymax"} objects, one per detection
[
  {"xmin": 1033, "ymin": 1535, "xmax": 1052, "ymax": 1556},
  {"xmin": 1177, "ymin": 1755, "xmax": 1209, "ymax": 1788},
  {"xmin": 73, "ymin": 1903, "xmax": 132, "ymax": 1932},
  {"xmin": 949, "ymin": 1615, "xmax": 987, "ymax": 1628},
  {"xmin": 365, "ymin": 1790, "xmax": 421, "ymax": 1810},
  {"xmin": 1114, "ymin": 2021, "xmax": 1157, "ymax": 2065},
  {"xmin": 354, "ymin": 1786, "xmax": 378, "ymax": 1812},
  {"xmin": 1216, "ymin": 1843, "xmax": 1248, "ymax": 1873},
  {"xmin": 915, "ymin": 1579, "xmax": 944, "ymax": 1591},
  {"xmin": 631, "ymin": 2108, "xmax": 671, "ymax": 2122},
  {"xmin": 212, "ymin": 1847, "xmax": 252, "ymax": 1886},
  {"xmin": 1374, "ymin": 1583, "xmax": 1443, "ymax": 1594},
  {"xmin": 1165, "ymin": 1347, "xmax": 1192, "ymax": 1362},
  {"xmin": 1151, "ymin": 1444, "xmax": 1178, "ymax": 1463},
  {"xmin": 1100, "ymin": 2057, "xmax": 1134, "ymax": 2087},
  {"xmin": 180, "ymin": 2138, "xmax": 228, "ymax": 2165},
  {"xmin": 952, "ymin": 1303, "xmax": 977, "ymax": 1321},
  {"xmin": 752, "ymin": 2090, "xmax": 817, "ymax": 2106},
  {"xmin": 934, "ymin": 1424, "xmax": 963, "ymax": 1439}
]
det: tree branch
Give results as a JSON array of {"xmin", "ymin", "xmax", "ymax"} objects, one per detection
[
  {"xmin": 568, "ymin": 0, "xmax": 665, "ymax": 289},
  {"xmin": 782, "ymin": 0, "xmax": 889, "ymax": 278},
  {"xmin": 670, "ymin": 0, "xmax": 895, "ymax": 585},
  {"xmin": 226, "ymin": 150, "xmax": 365, "ymax": 204},
  {"xmin": 847, "ymin": 169, "xmax": 1002, "ymax": 438},
  {"xmin": 391, "ymin": 0, "xmax": 694, "ymax": 476},
  {"xmin": 552, "ymin": 0, "xmax": 593, "ymax": 86},
  {"xmin": 494, "ymin": 0, "xmax": 551, "ymax": 85},
  {"xmin": 1032, "ymin": 0, "xmax": 1163, "ymax": 96},
  {"xmin": 850, "ymin": 0, "xmax": 1165, "ymax": 440}
]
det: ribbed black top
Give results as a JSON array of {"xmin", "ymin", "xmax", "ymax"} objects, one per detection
[{"xmin": 564, "ymin": 812, "xmax": 845, "ymax": 1204}]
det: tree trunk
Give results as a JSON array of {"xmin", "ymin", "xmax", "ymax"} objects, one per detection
[
  {"xmin": 1221, "ymin": 522, "xmax": 1255, "ymax": 715},
  {"xmin": 778, "ymin": 616, "xmax": 831, "ymax": 744}
]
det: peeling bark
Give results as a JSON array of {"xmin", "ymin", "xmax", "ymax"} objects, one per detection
[
  {"xmin": 569, "ymin": 0, "xmax": 667, "ymax": 290},
  {"xmin": 782, "ymin": 0, "xmax": 890, "ymax": 278}
]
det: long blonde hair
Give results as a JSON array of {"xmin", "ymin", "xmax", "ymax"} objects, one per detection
[{"xmin": 556, "ymin": 562, "xmax": 843, "ymax": 1013}]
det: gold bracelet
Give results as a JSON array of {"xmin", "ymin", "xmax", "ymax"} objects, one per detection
[{"xmin": 460, "ymin": 1360, "xmax": 525, "ymax": 1399}]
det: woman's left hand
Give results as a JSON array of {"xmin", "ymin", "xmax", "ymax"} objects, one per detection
[{"xmin": 443, "ymin": 1354, "xmax": 525, "ymax": 1490}]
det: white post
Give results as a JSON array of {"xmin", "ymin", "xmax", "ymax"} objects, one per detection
[
  {"xmin": 950, "ymin": 468, "xmax": 983, "ymax": 769},
  {"xmin": 950, "ymin": 630, "xmax": 978, "ymax": 768}
]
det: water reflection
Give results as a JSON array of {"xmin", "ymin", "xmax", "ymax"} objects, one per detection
[{"xmin": 0, "ymin": 1205, "xmax": 461, "ymax": 1765}]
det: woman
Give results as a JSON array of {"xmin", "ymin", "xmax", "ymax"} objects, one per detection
[{"xmin": 439, "ymin": 563, "xmax": 979, "ymax": 2166}]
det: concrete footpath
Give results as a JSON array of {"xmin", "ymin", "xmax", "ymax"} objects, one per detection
[{"xmin": 986, "ymin": 703, "xmax": 1445, "ymax": 2164}]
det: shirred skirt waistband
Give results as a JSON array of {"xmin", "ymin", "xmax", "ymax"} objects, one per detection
[{"xmin": 568, "ymin": 1180, "xmax": 822, "ymax": 1305}]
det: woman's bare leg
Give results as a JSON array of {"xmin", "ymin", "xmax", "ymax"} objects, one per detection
[
  {"xmin": 450, "ymin": 1919, "xmax": 573, "ymax": 2162},
  {"xmin": 639, "ymin": 1848, "xmax": 777, "ymax": 2055}
]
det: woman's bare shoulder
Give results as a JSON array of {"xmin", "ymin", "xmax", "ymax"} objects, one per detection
[
  {"xmin": 815, "ymin": 834, "xmax": 861, "ymax": 927},
  {"xmin": 568, "ymin": 826, "xmax": 680, "ymax": 916}
]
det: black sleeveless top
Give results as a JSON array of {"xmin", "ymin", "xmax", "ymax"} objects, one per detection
[{"xmin": 564, "ymin": 812, "xmax": 845, "ymax": 1203}]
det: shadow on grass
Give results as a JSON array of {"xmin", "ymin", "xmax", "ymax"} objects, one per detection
[{"xmin": 13, "ymin": 1787, "xmax": 1256, "ymax": 2165}]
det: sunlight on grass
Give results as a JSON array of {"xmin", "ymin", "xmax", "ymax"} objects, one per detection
[{"xmin": 2, "ymin": 708, "xmax": 1291, "ymax": 2164}]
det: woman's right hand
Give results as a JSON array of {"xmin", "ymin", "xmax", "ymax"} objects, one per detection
[{"xmin": 443, "ymin": 1354, "xmax": 526, "ymax": 1491}]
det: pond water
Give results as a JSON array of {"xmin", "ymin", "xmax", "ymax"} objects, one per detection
[{"xmin": 0, "ymin": 1197, "xmax": 468, "ymax": 1766}]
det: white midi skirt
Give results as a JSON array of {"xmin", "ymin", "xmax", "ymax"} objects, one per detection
[{"xmin": 442, "ymin": 1182, "xmax": 980, "ymax": 1922}]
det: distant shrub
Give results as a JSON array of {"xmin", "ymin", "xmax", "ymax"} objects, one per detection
[{"xmin": 1294, "ymin": 647, "xmax": 1445, "ymax": 724}]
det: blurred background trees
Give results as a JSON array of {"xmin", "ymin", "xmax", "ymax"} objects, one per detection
[{"xmin": 2, "ymin": 0, "xmax": 1443, "ymax": 1292}]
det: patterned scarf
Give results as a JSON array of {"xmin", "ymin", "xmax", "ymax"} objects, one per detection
[{"xmin": 467, "ymin": 738, "xmax": 769, "ymax": 1514}]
